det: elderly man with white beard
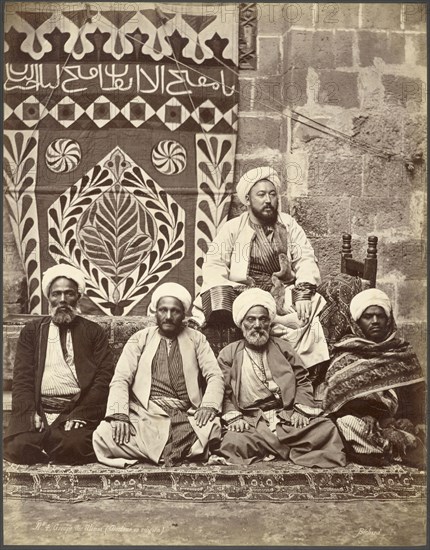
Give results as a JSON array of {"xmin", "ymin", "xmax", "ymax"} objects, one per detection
[
  {"xmin": 4, "ymin": 265, "xmax": 115, "ymax": 465},
  {"xmin": 216, "ymin": 289, "xmax": 346, "ymax": 467}
]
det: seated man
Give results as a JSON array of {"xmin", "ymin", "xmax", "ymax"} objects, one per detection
[
  {"xmin": 93, "ymin": 283, "xmax": 225, "ymax": 468},
  {"xmin": 216, "ymin": 289, "xmax": 346, "ymax": 467},
  {"xmin": 193, "ymin": 166, "xmax": 328, "ymax": 370},
  {"xmin": 4, "ymin": 265, "xmax": 115, "ymax": 465},
  {"xmin": 323, "ymin": 289, "xmax": 426, "ymax": 468}
]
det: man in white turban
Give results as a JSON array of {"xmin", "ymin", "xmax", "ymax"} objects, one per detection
[
  {"xmin": 214, "ymin": 290, "xmax": 346, "ymax": 467},
  {"xmin": 93, "ymin": 283, "xmax": 225, "ymax": 467},
  {"xmin": 323, "ymin": 288, "xmax": 425, "ymax": 468},
  {"xmin": 193, "ymin": 165, "xmax": 329, "ymax": 371},
  {"xmin": 4, "ymin": 265, "xmax": 115, "ymax": 465},
  {"xmin": 349, "ymin": 288, "xmax": 392, "ymax": 324}
]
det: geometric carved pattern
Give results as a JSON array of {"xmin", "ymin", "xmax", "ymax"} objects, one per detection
[
  {"xmin": 120, "ymin": 97, "xmax": 156, "ymax": 128},
  {"xmin": 48, "ymin": 147, "xmax": 185, "ymax": 316},
  {"xmin": 239, "ymin": 3, "xmax": 258, "ymax": 70},
  {"xmin": 5, "ymin": 4, "xmax": 239, "ymax": 64},
  {"xmin": 49, "ymin": 97, "xmax": 84, "ymax": 129},
  {"xmin": 6, "ymin": 96, "xmax": 240, "ymax": 133},
  {"xmin": 191, "ymin": 100, "xmax": 238, "ymax": 132}
]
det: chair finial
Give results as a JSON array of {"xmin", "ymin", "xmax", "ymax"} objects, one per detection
[{"xmin": 367, "ymin": 236, "xmax": 378, "ymax": 259}]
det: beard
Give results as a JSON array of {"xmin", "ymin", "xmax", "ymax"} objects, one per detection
[
  {"xmin": 242, "ymin": 327, "xmax": 270, "ymax": 348},
  {"xmin": 51, "ymin": 304, "xmax": 78, "ymax": 325},
  {"xmin": 250, "ymin": 204, "xmax": 278, "ymax": 225}
]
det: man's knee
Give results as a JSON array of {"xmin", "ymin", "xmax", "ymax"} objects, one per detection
[
  {"xmin": 4, "ymin": 432, "xmax": 48, "ymax": 464},
  {"xmin": 46, "ymin": 427, "xmax": 96, "ymax": 464},
  {"xmin": 220, "ymin": 429, "xmax": 257, "ymax": 456}
]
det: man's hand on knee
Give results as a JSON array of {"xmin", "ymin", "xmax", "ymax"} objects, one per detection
[
  {"xmin": 34, "ymin": 412, "xmax": 45, "ymax": 432},
  {"xmin": 194, "ymin": 406, "xmax": 217, "ymax": 428},
  {"xmin": 64, "ymin": 420, "xmax": 87, "ymax": 431},
  {"xmin": 290, "ymin": 411, "xmax": 309, "ymax": 429},
  {"xmin": 227, "ymin": 418, "xmax": 250, "ymax": 432},
  {"xmin": 110, "ymin": 420, "xmax": 131, "ymax": 445},
  {"xmin": 294, "ymin": 300, "xmax": 311, "ymax": 325}
]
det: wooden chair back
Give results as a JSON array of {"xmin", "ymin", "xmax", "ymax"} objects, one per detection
[{"xmin": 341, "ymin": 234, "xmax": 378, "ymax": 288}]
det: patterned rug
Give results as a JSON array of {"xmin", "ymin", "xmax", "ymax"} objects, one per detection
[{"xmin": 4, "ymin": 461, "xmax": 425, "ymax": 503}]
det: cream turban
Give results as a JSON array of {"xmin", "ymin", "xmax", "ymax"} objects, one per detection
[
  {"xmin": 232, "ymin": 288, "xmax": 277, "ymax": 327},
  {"xmin": 149, "ymin": 283, "xmax": 192, "ymax": 314},
  {"xmin": 42, "ymin": 264, "xmax": 86, "ymax": 298},
  {"xmin": 350, "ymin": 288, "xmax": 392, "ymax": 322},
  {"xmin": 236, "ymin": 166, "xmax": 281, "ymax": 205}
]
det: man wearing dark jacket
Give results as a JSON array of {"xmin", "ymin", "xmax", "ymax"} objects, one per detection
[{"xmin": 4, "ymin": 265, "xmax": 115, "ymax": 465}]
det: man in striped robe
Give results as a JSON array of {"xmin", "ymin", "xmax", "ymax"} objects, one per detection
[
  {"xmin": 93, "ymin": 283, "xmax": 225, "ymax": 468},
  {"xmin": 4, "ymin": 265, "xmax": 115, "ymax": 465},
  {"xmin": 193, "ymin": 166, "xmax": 329, "ymax": 370}
]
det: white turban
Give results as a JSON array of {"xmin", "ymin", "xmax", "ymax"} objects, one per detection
[
  {"xmin": 232, "ymin": 288, "xmax": 277, "ymax": 328},
  {"xmin": 42, "ymin": 264, "xmax": 86, "ymax": 298},
  {"xmin": 350, "ymin": 289, "xmax": 392, "ymax": 322},
  {"xmin": 236, "ymin": 166, "xmax": 281, "ymax": 205},
  {"xmin": 149, "ymin": 283, "xmax": 192, "ymax": 314}
]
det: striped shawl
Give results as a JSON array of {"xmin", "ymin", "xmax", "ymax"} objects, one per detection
[{"xmin": 323, "ymin": 322, "xmax": 424, "ymax": 415}]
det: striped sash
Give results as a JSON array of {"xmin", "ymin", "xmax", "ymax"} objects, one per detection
[{"xmin": 150, "ymin": 338, "xmax": 196, "ymax": 466}]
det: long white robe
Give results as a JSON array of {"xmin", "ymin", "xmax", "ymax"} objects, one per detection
[
  {"xmin": 193, "ymin": 212, "xmax": 329, "ymax": 368},
  {"xmin": 93, "ymin": 327, "xmax": 224, "ymax": 468}
]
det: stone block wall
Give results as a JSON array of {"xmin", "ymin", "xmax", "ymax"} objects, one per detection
[
  {"xmin": 235, "ymin": 2, "xmax": 427, "ymax": 364},
  {"xmin": 3, "ymin": 3, "xmax": 427, "ymax": 363}
]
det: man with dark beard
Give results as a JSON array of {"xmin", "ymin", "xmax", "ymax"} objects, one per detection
[
  {"xmin": 93, "ymin": 283, "xmax": 224, "ymax": 468},
  {"xmin": 4, "ymin": 265, "xmax": 114, "ymax": 464},
  {"xmin": 216, "ymin": 289, "xmax": 346, "ymax": 466},
  {"xmin": 193, "ymin": 166, "xmax": 329, "ymax": 371}
]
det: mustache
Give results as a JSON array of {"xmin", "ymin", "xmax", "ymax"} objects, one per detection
[
  {"xmin": 52, "ymin": 304, "xmax": 76, "ymax": 313},
  {"xmin": 51, "ymin": 305, "xmax": 77, "ymax": 325},
  {"xmin": 243, "ymin": 327, "xmax": 270, "ymax": 344}
]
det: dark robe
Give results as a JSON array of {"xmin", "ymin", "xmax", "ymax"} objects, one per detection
[
  {"xmin": 4, "ymin": 315, "xmax": 115, "ymax": 464},
  {"xmin": 217, "ymin": 337, "xmax": 346, "ymax": 467}
]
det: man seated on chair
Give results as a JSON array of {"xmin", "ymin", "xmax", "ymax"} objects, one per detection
[
  {"xmin": 192, "ymin": 166, "xmax": 329, "ymax": 371},
  {"xmin": 93, "ymin": 283, "xmax": 224, "ymax": 468},
  {"xmin": 323, "ymin": 289, "xmax": 426, "ymax": 468},
  {"xmin": 216, "ymin": 288, "xmax": 346, "ymax": 467},
  {"xmin": 4, "ymin": 265, "xmax": 115, "ymax": 465}
]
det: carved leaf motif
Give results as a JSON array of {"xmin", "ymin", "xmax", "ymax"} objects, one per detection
[{"xmin": 78, "ymin": 184, "xmax": 154, "ymax": 284}]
